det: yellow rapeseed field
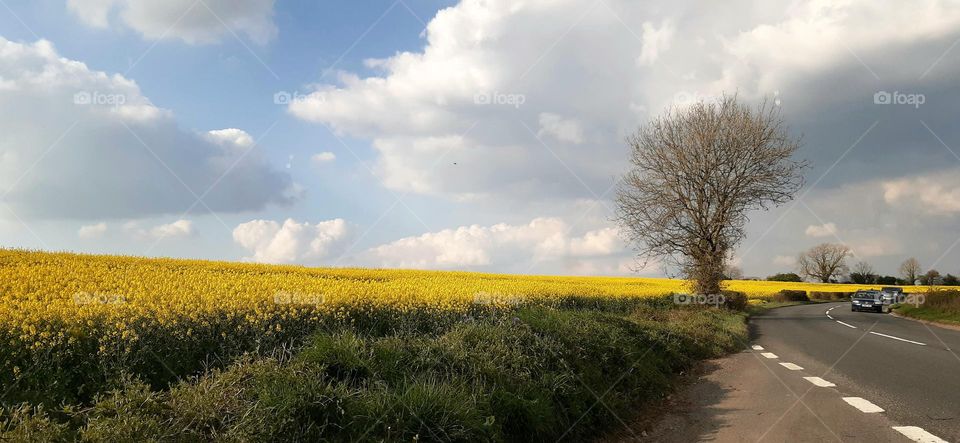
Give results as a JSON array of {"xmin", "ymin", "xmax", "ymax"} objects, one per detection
[
  {"xmin": 0, "ymin": 248, "xmax": 921, "ymax": 403},
  {"xmin": 0, "ymin": 248, "xmax": 920, "ymax": 346}
]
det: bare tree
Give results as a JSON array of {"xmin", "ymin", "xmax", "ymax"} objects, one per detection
[
  {"xmin": 900, "ymin": 257, "xmax": 921, "ymax": 285},
  {"xmin": 724, "ymin": 264, "xmax": 744, "ymax": 280},
  {"xmin": 850, "ymin": 260, "xmax": 875, "ymax": 284},
  {"xmin": 920, "ymin": 269, "xmax": 942, "ymax": 286},
  {"xmin": 615, "ymin": 95, "xmax": 806, "ymax": 294},
  {"xmin": 798, "ymin": 243, "xmax": 851, "ymax": 283}
]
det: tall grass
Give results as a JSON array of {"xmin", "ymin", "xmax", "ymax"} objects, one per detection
[
  {"xmin": 895, "ymin": 289, "xmax": 960, "ymax": 324},
  {"xmin": 1, "ymin": 301, "xmax": 747, "ymax": 442}
]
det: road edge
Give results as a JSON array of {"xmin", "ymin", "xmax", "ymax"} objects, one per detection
[{"xmin": 889, "ymin": 310, "xmax": 960, "ymax": 332}]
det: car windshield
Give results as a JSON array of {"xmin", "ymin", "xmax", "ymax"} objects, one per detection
[{"xmin": 854, "ymin": 292, "xmax": 880, "ymax": 299}]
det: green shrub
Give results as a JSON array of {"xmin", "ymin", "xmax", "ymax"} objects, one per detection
[
  {"xmin": 767, "ymin": 273, "xmax": 803, "ymax": 282},
  {"xmin": 809, "ymin": 291, "xmax": 852, "ymax": 301},
  {"xmin": 773, "ymin": 290, "xmax": 809, "ymax": 302},
  {"xmin": 722, "ymin": 291, "xmax": 748, "ymax": 311}
]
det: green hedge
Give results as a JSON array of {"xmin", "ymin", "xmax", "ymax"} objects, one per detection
[{"xmin": 1, "ymin": 303, "xmax": 747, "ymax": 442}]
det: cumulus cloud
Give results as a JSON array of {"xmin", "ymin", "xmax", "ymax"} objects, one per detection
[
  {"xmin": 537, "ymin": 113, "xmax": 584, "ymax": 144},
  {"xmin": 150, "ymin": 219, "xmax": 194, "ymax": 239},
  {"xmin": 311, "ymin": 152, "xmax": 336, "ymax": 165},
  {"xmin": 367, "ymin": 217, "xmax": 625, "ymax": 272},
  {"xmin": 637, "ymin": 20, "xmax": 674, "ymax": 65},
  {"xmin": 78, "ymin": 222, "xmax": 107, "ymax": 239},
  {"xmin": 66, "ymin": 0, "xmax": 277, "ymax": 44},
  {"xmin": 883, "ymin": 171, "xmax": 960, "ymax": 214},
  {"xmin": 0, "ymin": 37, "xmax": 294, "ymax": 219},
  {"xmin": 805, "ymin": 222, "xmax": 838, "ymax": 238},
  {"xmin": 287, "ymin": 0, "xmax": 960, "ymax": 212},
  {"xmin": 119, "ymin": 219, "xmax": 195, "ymax": 239},
  {"xmin": 773, "ymin": 255, "xmax": 797, "ymax": 268},
  {"xmin": 233, "ymin": 218, "xmax": 352, "ymax": 264},
  {"xmin": 206, "ymin": 128, "xmax": 255, "ymax": 149}
]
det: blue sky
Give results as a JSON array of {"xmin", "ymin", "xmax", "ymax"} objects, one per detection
[{"xmin": 2, "ymin": 0, "xmax": 960, "ymax": 278}]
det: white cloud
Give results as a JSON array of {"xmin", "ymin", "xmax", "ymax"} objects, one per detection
[
  {"xmin": 311, "ymin": 152, "xmax": 336, "ymax": 165},
  {"xmin": 0, "ymin": 37, "xmax": 293, "ymax": 219},
  {"xmin": 206, "ymin": 128, "xmax": 254, "ymax": 149},
  {"xmin": 67, "ymin": 0, "xmax": 277, "ymax": 44},
  {"xmin": 537, "ymin": 113, "xmax": 584, "ymax": 144},
  {"xmin": 150, "ymin": 219, "xmax": 194, "ymax": 239},
  {"xmin": 78, "ymin": 222, "xmax": 107, "ymax": 239},
  {"xmin": 773, "ymin": 255, "xmax": 797, "ymax": 268},
  {"xmin": 287, "ymin": 0, "xmax": 960, "ymax": 207},
  {"xmin": 119, "ymin": 219, "xmax": 194, "ymax": 240},
  {"xmin": 883, "ymin": 172, "xmax": 960, "ymax": 214},
  {"xmin": 637, "ymin": 20, "xmax": 674, "ymax": 65},
  {"xmin": 850, "ymin": 238, "xmax": 896, "ymax": 258},
  {"xmin": 233, "ymin": 218, "xmax": 352, "ymax": 264},
  {"xmin": 367, "ymin": 217, "xmax": 624, "ymax": 271},
  {"xmin": 805, "ymin": 222, "xmax": 837, "ymax": 238}
]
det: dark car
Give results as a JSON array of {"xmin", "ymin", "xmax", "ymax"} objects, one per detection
[{"xmin": 851, "ymin": 290, "xmax": 884, "ymax": 313}]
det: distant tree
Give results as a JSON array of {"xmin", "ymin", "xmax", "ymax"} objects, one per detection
[
  {"xmin": 798, "ymin": 243, "xmax": 851, "ymax": 283},
  {"xmin": 723, "ymin": 264, "xmax": 745, "ymax": 280},
  {"xmin": 943, "ymin": 274, "xmax": 960, "ymax": 286},
  {"xmin": 876, "ymin": 275, "xmax": 899, "ymax": 285},
  {"xmin": 849, "ymin": 261, "xmax": 876, "ymax": 284},
  {"xmin": 615, "ymin": 95, "xmax": 807, "ymax": 295},
  {"xmin": 767, "ymin": 272, "xmax": 803, "ymax": 282},
  {"xmin": 920, "ymin": 269, "xmax": 942, "ymax": 286},
  {"xmin": 900, "ymin": 258, "xmax": 922, "ymax": 285}
]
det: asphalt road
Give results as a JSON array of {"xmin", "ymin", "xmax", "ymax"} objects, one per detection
[{"xmin": 631, "ymin": 302, "xmax": 960, "ymax": 442}]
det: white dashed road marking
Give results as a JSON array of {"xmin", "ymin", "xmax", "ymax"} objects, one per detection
[
  {"xmin": 869, "ymin": 331, "xmax": 927, "ymax": 346},
  {"xmin": 892, "ymin": 426, "xmax": 948, "ymax": 442},
  {"xmin": 842, "ymin": 397, "xmax": 884, "ymax": 413},
  {"xmin": 761, "ymin": 352, "xmax": 778, "ymax": 359},
  {"xmin": 751, "ymin": 345, "xmax": 764, "ymax": 350},
  {"xmin": 779, "ymin": 362, "xmax": 803, "ymax": 370},
  {"xmin": 803, "ymin": 376, "xmax": 836, "ymax": 387},
  {"xmin": 836, "ymin": 320, "xmax": 857, "ymax": 329}
]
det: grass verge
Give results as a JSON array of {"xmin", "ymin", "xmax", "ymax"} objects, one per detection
[
  {"xmin": 893, "ymin": 290, "xmax": 960, "ymax": 326},
  {"xmin": 0, "ymin": 299, "xmax": 746, "ymax": 442}
]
